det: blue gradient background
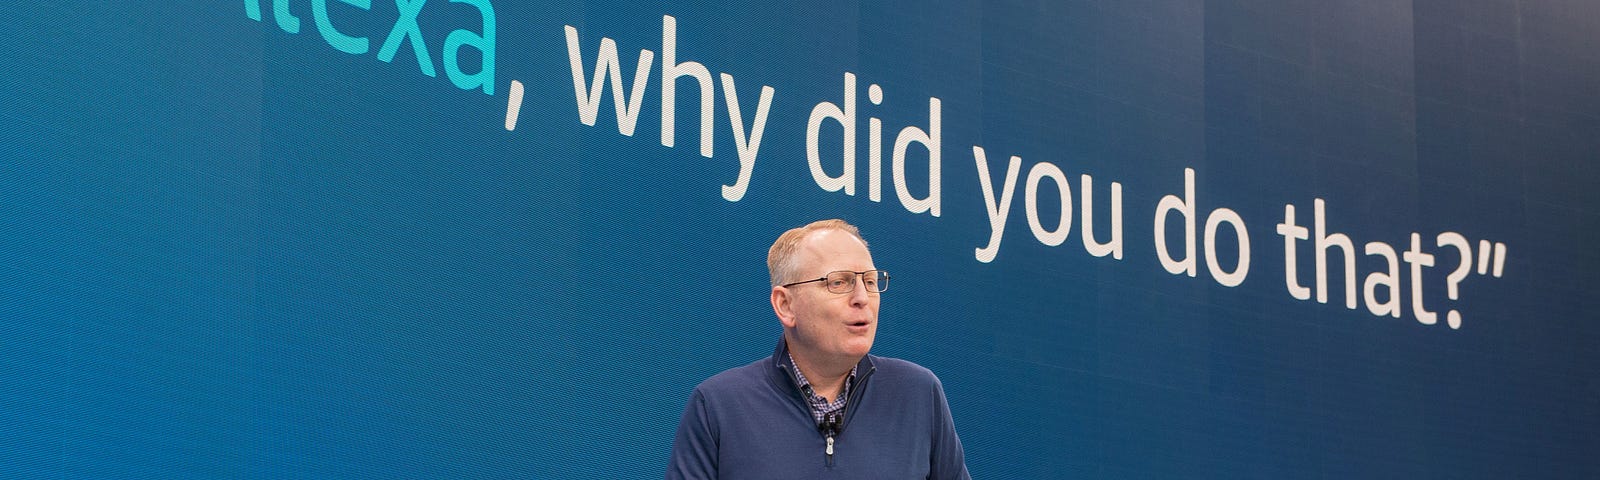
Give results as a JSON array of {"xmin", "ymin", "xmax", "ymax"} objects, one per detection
[{"xmin": 1, "ymin": 0, "xmax": 1596, "ymax": 478}]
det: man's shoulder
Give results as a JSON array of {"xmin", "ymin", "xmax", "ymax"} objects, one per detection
[
  {"xmin": 692, "ymin": 357, "xmax": 774, "ymax": 397},
  {"xmin": 866, "ymin": 354, "xmax": 945, "ymax": 390}
]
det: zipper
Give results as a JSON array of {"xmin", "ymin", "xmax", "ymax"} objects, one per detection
[
  {"xmin": 775, "ymin": 352, "xmax": 878, "ymax": 469},
  {"xmin": 842, "ymin": 365, "xmax": 875, "ymax": 425},
  {"xmin": 826, "ymin": 365, "xmax": 874, "ymax": 468},
  {"xmin": 779, "ymin": 360, "xmax": 838, "ymax": 467}
]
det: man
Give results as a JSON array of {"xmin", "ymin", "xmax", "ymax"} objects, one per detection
[{"xmin": 667, "ymin": 219, "xmax": 969, "ymax": 479}]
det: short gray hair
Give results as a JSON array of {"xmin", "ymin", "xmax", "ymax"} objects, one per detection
[{"xmin": 767, "ymin": 219, "xmax": 868, "ymax": 286}]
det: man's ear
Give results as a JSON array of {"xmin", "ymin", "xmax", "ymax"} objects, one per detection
[{"xmin": 772, "ymin": 286, "xmax": 798, "ymax": 328}]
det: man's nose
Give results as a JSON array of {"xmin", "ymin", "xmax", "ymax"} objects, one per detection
[{"xmin": 849, "ymin": 277, "xmax": 871, "ymax": 306}]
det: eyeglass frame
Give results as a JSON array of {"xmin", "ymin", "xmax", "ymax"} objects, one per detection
[{"xmin": 780, "ymin": 269, "xmax": 890, "ymax": 294}]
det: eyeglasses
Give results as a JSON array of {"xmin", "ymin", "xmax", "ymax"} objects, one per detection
[{"xmin": 781, "ymin": 270, "xmax": 890, "ymax": 294}]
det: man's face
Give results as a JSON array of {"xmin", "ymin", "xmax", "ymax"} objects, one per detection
[{"xmin": 780, "ymin": 229, "xmax": 879, "ymax": 365}]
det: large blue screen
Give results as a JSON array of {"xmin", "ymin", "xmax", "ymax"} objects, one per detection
[{"xmin": 2, "ymin": 0, "xmax": 1596, "ymax": 478}]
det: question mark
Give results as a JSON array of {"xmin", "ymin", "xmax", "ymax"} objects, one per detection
[{"xmin": 1436, "ymin": 232, "xmax": 1472, "ymax": 329}]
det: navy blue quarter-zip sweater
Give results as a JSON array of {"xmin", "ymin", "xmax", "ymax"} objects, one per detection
[{"xmin": 667, "ymin": 338, "xmax": 969, "ymax": 479}]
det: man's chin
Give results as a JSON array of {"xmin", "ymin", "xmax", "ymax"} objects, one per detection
[{"xmin": 841, "ymin": 338, "xmax": 874, "ymax": 357}]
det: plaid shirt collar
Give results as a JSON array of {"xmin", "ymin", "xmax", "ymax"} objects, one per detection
[{"xmin": 787, "ymin": 352, "xmax": 857, "ymax": 425}]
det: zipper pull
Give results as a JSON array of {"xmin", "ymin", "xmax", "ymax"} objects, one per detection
[{"xmin": 825, "ymin": 435, "xmax": 835, "ymax": 465}]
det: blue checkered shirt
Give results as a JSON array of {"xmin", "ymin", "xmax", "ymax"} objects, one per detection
[{"xmin": 787, "ymin": 353, "xmax": 857, "ymax": 425}]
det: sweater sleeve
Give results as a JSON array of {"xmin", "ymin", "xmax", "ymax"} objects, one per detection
[
  {"xmin": 929, "ymin": 374, "xmax": 971, "ymax": 480},
  {"xmin": 666, "ymin": 388, "xmax": 717, "ymax": 480}
]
